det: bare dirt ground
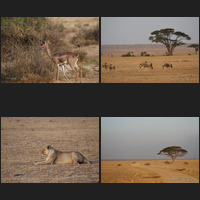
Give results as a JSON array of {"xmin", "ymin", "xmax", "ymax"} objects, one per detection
[
  {"xmin": 49, "ymin": 17, "xmax": 99, "ymax": 83},
  {"xmin": 101, "ymin": 160, "xmax": 199, "ymax": 183},
  {"xmin": 1, "ymin": 117, "xmax": 99, "ymax": 183},
  {"xmin": 101, "ymin": 44, "xmax": 199, "ymax": 83}
]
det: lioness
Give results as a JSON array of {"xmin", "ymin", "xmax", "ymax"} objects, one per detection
[{"xmin": 36, "ymin": 145, "xmax": 91, "ymax": 165}]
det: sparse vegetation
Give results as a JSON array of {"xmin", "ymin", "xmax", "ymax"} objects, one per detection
[
  {"xmin": 140, "ymin": 51, "xmax": 150, "ymax": 56},
  {"xmin": 164, "ymin": 161, "xmax": 172, "ymax": 164},
  {"xmin": 71, "ymin": 25, "xmax": 99, "ymax": 46},
  {"xmin": 1, "ymin": 17, "xmax": 68, "ymax": 83},
  {"xmin": 1, "ymin": 17, "xmax": 96, "ymax": 83},
  {"xmin": 121, "ymin": 52, "xmax": 135, "ymax": 57},
  {"xmin": 144, "ymin": 163, "xmax": 151, "ymax": 165}
]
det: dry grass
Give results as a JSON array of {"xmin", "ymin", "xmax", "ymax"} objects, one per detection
[
  {"xmin": 101, "ymin": 54, "xmax": 199, "ymax": 83},
  {"xmin": 1, "ymin": 117, "xmax": 99, "ymax": 183},
  {"xmin": 1, "ymin": 17, "xmax": 99, "ymax": 83},
  {"xmin": 101, "ymin": 160, "xmax": 199, "ymax": 183}
]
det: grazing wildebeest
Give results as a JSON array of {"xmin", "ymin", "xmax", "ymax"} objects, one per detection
[
  {"xmin": 102, "ymin": 63, "xmax": 109, "ymax": 70},
  {"xmin": 139, "ymin": 61, "xmax": 153, "ymax": 69},
  {"xmin": 162, "ymin": 63, "xmax": 173, "ymax": 69},
  {"xmin": 109, "ymin": 64, "xmax": 116, "ymax": 71}
]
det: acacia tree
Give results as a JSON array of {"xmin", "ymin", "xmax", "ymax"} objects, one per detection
[
  {"xmin": 149, "ymin": 28, "xmax": 191, "ymax": 55},
  {"xmin": 157, "ymin": 146, "xmax": 187, "ymax": 162},
  {"xmin": 188, "ymin": 44, "xmax": 199, "ymax": 54}
]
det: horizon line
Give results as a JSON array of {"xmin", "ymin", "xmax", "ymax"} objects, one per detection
[
  {"xmin": 101, "ymin": 42, "xmax": 196, "ymax": 46},
  {"xmin": 102, "ymin": 158, "xmax": 199, "ymax": 161}
]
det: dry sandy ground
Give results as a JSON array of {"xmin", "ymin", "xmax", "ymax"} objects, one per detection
[
  {"xmin": 49, "ymin": 17, "xmax": 99, "ymax": 83},
  {"xmin": 1, "ymin": 117, "xmax": 99, "ymax": 183},
  {"xmin": 101, "ymin": 54, "xmax": 199, "ymax": 83},
  {"xmin": 101, "ymin": 160, "xmax": 199, "ymax": 183}
]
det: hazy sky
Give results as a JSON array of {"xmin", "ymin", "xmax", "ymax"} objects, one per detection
[
  {"xmin": 101, "ymin": 17, "xmax": 199, "ymax": 45},
  {"xmin": 101, "ymin": 117, "xmax": 199, "ymax": 160}
]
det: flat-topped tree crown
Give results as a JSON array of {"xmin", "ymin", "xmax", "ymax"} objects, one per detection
[
  {"xmin": 188, "ymin": 44, "xmax": 199, "ymax": 54},
  {"xmin": 149, "ymin": 28, "xmax": 191, "ymax": 55},
  {"xmin": 157, "ymin": 146, "xmax": 187, "ymax": 162}
]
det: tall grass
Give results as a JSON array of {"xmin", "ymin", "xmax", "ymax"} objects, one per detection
[{"xmin": 1, "ymin": 17, "xmax": 67, "ymax": 83}]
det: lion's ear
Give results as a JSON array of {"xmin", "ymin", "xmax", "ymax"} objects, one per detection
[{"xmin": 47, "ymin": 145, "xmax": 51, "ymax": 149}]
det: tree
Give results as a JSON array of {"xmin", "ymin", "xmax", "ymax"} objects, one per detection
[
  {"xmin": 149, "ymin": 28, "xmax": 191, "ymax": 56},
  {"xmin": 157, "ymin": 146, "xmax": 187, "ymax": 162},
  {"xmin": 188, "ymin": 44, "xmax": 199, "ymax": 54}
]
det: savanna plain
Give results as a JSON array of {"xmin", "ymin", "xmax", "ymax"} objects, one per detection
[
  {"xmin": 1, "ymin": 117, "xmax": 99, "ymax": 183},
  {"xmin": 101, "ymin": 159, "xmax": 199, "ymax": 183},
  {"xmin": 101, "ymin": 44, "xmax": 199, "ymax": 83}
]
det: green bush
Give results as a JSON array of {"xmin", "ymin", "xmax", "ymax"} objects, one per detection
[
  {"xmin": 1, "ymin": 17, "xmax": 68, "ymax": 82},
  {"xmin": 121, "ymin": 52, "xmax": 134, "ymax": 57},
  {"xmin": 140, "ymin": 51, "xmax": 150, "ymax": 56},
  {"xmin": 71, "ymin": 25, "xmax": 99, "ymax": 46}
]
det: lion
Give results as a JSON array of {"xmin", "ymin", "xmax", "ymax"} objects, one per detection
[{"xmin": 35, "ymin": 145, "xmax": 91, "ymax": 165}]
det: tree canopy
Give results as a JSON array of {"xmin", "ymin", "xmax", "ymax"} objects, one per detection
[
  {"xmin": 188, "ymin": 44, "xmax": 199, "ymax": 54},
  {"xmin": 157, "ymin": 146, "xmax": 187, "ymax": 162},
  {"xmin": 149, "ymin": 28, "xmax": 191, "ymax": 55}
]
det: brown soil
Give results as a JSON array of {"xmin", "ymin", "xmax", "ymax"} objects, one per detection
[
  {"xmin": 101, "ymin": 160, "xmax": 199, "ymax": 183},
  {"xmin": 1, "ymin": 117, "xmax": 99, "ymax": 183}
]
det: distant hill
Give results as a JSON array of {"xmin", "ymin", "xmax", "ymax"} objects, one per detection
[{"xmin": 101, "ymin": 44, "xmax": 195, "ymax": 56}]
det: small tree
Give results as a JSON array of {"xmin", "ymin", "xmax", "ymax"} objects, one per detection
[
  {"xmin": 149, "ymin": 28, "xmax": 191, "ymax": 55},
  {"xmin": 188, "ymin": 44, "xmax": 199, "ymax": 54},
  {"xmin": 157, "ymin": 146, "xmax": 187, "ymax": 162}
]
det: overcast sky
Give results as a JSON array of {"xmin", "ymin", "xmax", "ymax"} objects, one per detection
[
  {"xmin": 101, "ymin": 17, "xmax": 199, "ymax": 45},
  {"xmin": 101, "ymin": 117, "xmax": 199, "ymax": 160}
]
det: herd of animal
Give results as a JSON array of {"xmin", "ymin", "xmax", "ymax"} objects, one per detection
[
  {"xmin": 102, "ymin": 61, "xmax": 173, "ymax": 71},
  {"xmin": 101, "ymin": 63, "xmax": 116, "ymax": 71},
  {"xmin": 139, "ymin": 61, "xmax": 173, "ymax": 69}
]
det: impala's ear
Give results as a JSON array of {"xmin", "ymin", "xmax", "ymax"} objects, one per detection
[{"xmin": 41, "ymin": 40, "xmax": 46, "ymax": 46}]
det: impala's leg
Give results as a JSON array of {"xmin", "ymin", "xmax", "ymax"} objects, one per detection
[
  {"xmin": 74, "ymin": 68, "xmax": 78, "ymax": 83},
  {"xmin": 80, "ymin": 67, "xmax": 82, "ymax": 83},
  {"xmin": 62, "ymin": 65, "xmax": 71, "ymax": 83},
  {"xmin": 75, "ymin": 58, "xmax": 82, "ymax": 83},
  {"xmin": 57, "ymin": 64, "xmax": 59, "ymax": 82}
]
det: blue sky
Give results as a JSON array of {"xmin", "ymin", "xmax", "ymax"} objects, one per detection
[
  {"xmin": 101, "ymin": 17, "xmax": 199, "ymax": 45},
  {"xmin": 101, "ymin": 117, "xmax": 199, "ymax": 160}
]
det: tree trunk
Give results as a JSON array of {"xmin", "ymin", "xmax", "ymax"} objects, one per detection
[{"xmin": 165, "ymin": 44, "xmax": 173, "ymax": 56}]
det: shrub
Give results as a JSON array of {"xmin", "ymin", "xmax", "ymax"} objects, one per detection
[
  {"xmin": 121, "ymin": 52, "xmax": 134, "ymax": 57},
  {"xmin": 71, "ymin": 25, "xmax": 99, "ymax": 46},
  {"xmin": 1, "ymin": 17, "xmax": 72, "ymax": 83},
  {"xmin": 141, "ymin": 51, "xmax": 150, "ymax": 56}
]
